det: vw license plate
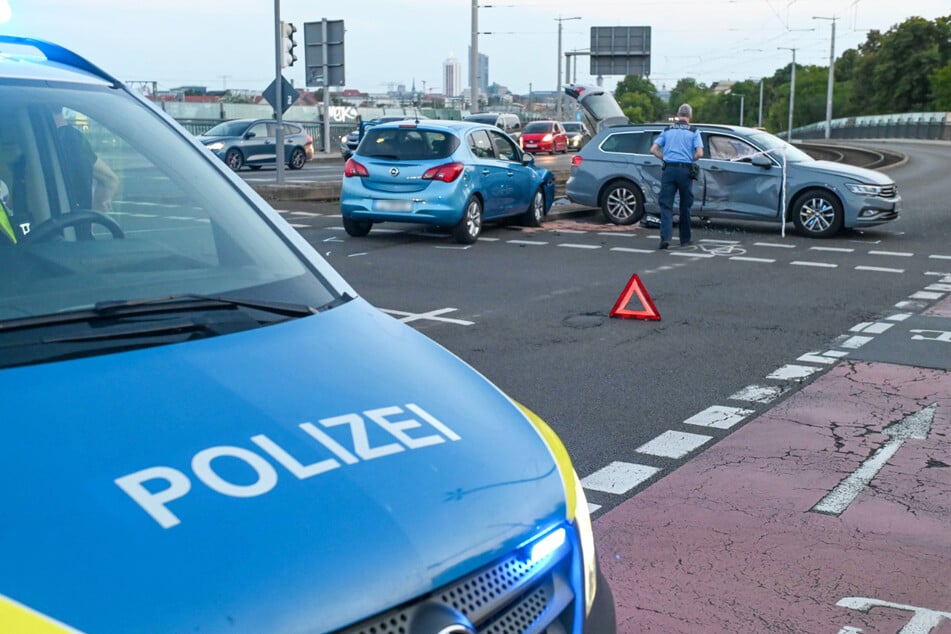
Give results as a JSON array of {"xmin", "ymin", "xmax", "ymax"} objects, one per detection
[{"xmin": 374, "ymin": 200, "xmax": 413, "ymax": 212}]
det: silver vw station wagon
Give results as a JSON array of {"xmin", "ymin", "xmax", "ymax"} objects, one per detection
[{"xmin": 564, "ymin": 85, "xmax": 901, "ymax": 238}]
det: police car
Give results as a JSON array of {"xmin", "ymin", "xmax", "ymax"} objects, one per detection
[{"xmin": 0, "ymin": 37, "xmax": 615, "ymax": 633}]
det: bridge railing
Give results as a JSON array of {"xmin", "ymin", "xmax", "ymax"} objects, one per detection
[{"xmin": 790, "ymin": 112, "xmax": 950, "ymax": 141}]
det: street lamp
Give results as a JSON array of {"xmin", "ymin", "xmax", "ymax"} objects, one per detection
[
  {"xmin": 470, "ymin": 0, "xmax": 479, "ymax": 112},
  {"xmin": 778, "ymin": 47, "xmax": 797, "ymax": 142},
  {"xmin": 555, "ymin": 16, "xmax": 581, "ymax": 121},
  {"xmin": 813, "ymin": 15, "xmax": 837, "ymax": 140},
  {"xmin": 735, "ymin": 93, "xmax": 745, "ymax": 126}
]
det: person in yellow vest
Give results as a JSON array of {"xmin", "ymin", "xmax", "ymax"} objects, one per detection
[{"xmin": 0, "ymin": 178, "xmax": 17, "ymax": 244}]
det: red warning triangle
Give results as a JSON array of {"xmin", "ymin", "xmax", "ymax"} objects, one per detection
[{"xmin": 610, "ymin": 273, "xmax": 661, "ymax": 320}]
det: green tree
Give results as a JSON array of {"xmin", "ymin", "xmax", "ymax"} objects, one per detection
[
  {"xmin": 613, "ymin": 75, "xmax": 665, "ymax": 122},
  {"xmin": 931, "ymin": 63, "xmax": 951, "ymax": 109}
]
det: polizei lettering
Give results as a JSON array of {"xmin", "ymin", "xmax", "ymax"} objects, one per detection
[{"xmin": 114, "ymin": 403, "xmax": 461, "ymax": 528}]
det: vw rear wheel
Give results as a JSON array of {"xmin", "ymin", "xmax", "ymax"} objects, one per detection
[{"xmin": 601, "ymin": 180, "xmax": 644, "ymax": 225}]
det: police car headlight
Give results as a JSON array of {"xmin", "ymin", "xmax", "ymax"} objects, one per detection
[
  {"xmin": 573, "ymin": 471, "xmax": 599, "ymax": 616},
  {"xmin": 206, "ymin": 142, "xmax": 224, "ymax": 152},
  {"xmin": 846, "ymin": 183, "xmax": 884, "ymax": 196}
]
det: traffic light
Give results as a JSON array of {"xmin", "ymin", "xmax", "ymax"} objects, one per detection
[{"xmin": 281, "ymin": 21, "xmax": 298, "ymax": 68}]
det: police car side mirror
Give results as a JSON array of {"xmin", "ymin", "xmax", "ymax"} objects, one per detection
[{"xmin": 751, "ymin": 155, "xmax": 771, "ymax": 168}]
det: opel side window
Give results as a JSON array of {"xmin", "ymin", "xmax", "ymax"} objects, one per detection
[
  {"xmin": 467, "ymin": 129, "xmax": 494, "ymax": 159},
  {"xmin": 488, "ymin": 130, "xmax": 518, "ymax": 161}
]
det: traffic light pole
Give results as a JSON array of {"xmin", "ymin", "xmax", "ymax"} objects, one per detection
[{"xmin": 273, "ymin": 0, "xmax": 285, "ymax": 184}]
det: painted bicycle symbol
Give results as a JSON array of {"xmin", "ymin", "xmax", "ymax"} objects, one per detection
[{"xmin": 683, "ymin": 240, "xmax": 747, "ymax": 257}]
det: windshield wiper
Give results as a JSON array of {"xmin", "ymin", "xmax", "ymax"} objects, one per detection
[{"xmin": 0, "ymin": 292, "xmax": 353, "ymax": 333}]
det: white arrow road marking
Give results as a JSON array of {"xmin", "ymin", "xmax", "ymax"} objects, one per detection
[
  {"xmin": 837, "ymin": 597, "xmax": 951, "ymax": 634},
  {"xmin": 812, "ymin": 404, "xmax": 937, "ymax": 516}
]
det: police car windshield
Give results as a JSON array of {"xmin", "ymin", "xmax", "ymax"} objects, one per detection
[{"xmin": 0, "ymin": 79, "xmax": 340, "ymax": 345}]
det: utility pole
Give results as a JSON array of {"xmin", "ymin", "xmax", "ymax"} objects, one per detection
[
  {"xmin": 555, "ymin": 16, "xmax": 581, "ymax": 121},
  {"xmin": 273, "ymin": 0, "xmax": 285, "ymax": 185},
  {"xmin": 470, "ymin": 0, "xmax": 479, "ymax": 112},
  {"xmin": 813, "ymin": 15, "xmax": 837, "ymax": 139},
  {"xmin": 778, "ymin": 47, "xmax": 797, "ymax": 142},
  {"xmin": 736, "ymin": 93, "xmax": 745, "ymax": 126}
]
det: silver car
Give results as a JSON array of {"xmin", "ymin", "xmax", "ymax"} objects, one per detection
[{"xmin": 564, "ymin": 86, "xmax": 901, "ymax": 238}]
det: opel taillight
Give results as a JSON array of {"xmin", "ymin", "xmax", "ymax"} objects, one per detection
[
  {"xmin": 344, "ymin": 158, "xmax": 369, "ymax": 178},
  {"xmin": 422, "ymin": 162, "xmax": 465, "ymax": 183}
]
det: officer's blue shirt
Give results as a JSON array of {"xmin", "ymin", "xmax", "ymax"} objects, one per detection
[{"xmin": 655, "ymin": 121, "xmax": 703, "ymax": 163}]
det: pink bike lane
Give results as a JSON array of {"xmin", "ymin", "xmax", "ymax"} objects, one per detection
[{"xmin": 595, "ymin": 294, "xmax": 951, "ymax": 633}]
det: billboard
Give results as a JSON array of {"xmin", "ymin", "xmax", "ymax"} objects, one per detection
[{"xmin": 590, "ymin": 26, "xmax": 651, "ymax": 77}]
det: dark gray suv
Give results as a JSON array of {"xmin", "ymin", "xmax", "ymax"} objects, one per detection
[{"xmin": 564, "ymin": 86, "xmax": 901, "ymax": 238}]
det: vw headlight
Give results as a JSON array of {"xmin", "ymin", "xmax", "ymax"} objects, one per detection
[
  {"xmin": 206, "ymin": 142, "xmax": 224, "ymax": 152},
  {"xmin": 846, "ymin": 182, "xmax": 884, "ymax": 196}
]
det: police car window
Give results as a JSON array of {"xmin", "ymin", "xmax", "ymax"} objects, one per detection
[
  {"xmin": 0, "ymin": 84, "xmax": 333, "ymax": 330},
  {"xmin": 708, "ymin": 134, "xmax": 758, "ymax": 162}
]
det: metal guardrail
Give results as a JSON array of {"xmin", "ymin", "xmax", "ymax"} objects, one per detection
[
  {"xmin": 176, "ymin": 119, "xmax": 353, "ymax": 154},
  {"xmin": 790, "ymin": 112, "xmax": 950, "ymax": 142}
]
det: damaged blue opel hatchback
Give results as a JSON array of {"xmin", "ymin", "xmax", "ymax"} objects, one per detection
[{"xmin": 0, "ymin": 37, "xmax": 615, "ymax": 633}]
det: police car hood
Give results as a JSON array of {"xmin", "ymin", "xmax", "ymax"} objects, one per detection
[{"xmin": 1, "ymin": 298, "xmax": 568, "ymax": 633}]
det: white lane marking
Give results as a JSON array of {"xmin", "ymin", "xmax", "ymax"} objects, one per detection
[
  {"xmin": 928, "ymin": 254, "xmax": 951, "ymax": 260},
  {"xmin": 911, "ymin": 291, "xmax": 944, "ymax": 300},
  {"xmin": 839, "ymin": 335, "xmax": 874, "ymax": 349},
  {"xmin": 925, "ymin": 284, "xmax": 951, "ymax": 292},
  {"xmin": 289, "ymin": 211, "xmax": 321, "ymax": 216},
  {"xmin": 755, "ymin": 242, "xmax": 796, "ymax": 249},
  {"xmin": 810, "ymin": 246, "xmax": 854, "ymax": 252},
  {"xmin": 670, "ymin": 251, "xmax": 715, "ymax": 258},
  {"xmin": 729, "ymin": 256, "xmax": 776, "ymax": 263},
  {"xmin": 611, "ymin": 247, "xmax": 654, "ymax": 254},
  {"xmin": 868, "ymin": 250, "xmax": 913, "ymax": 257},
  {"xmin": 379, "ymin": 307, "xmax": 474, "ymax": 326},
  {"xmin": 887, "ymin": 313, "xmax": 913, "ymax": 321},
  {"xmin": 766, "ymin": 364, "xmax": 822, "ymax": 381},
  {"xmin": 582, "ymin": 461, "xmax": 660, "ymax": 495},
  {"xmin": 684, "ymin": 405, "xmax": 754, "ymax": 430},
  {"xmin": 598, "ymin": 232, "xmax": 635, "ymax": 238},
  {"xmin": 554, "ymin": 229, "xmax": 589, "ymax": 234},
  {"xmin": 791, "ymin": 261, "xmax": 838, "ymax": 268},
  {"xmin": 289, "ymin": 223, "xmax": 309, "ymax": 228},
  {"xmin": 729, "ymin": 384, "xmax": 788, "ymax": 403},
  {"xmin": 558, "ymin": 243, "xmax": 602, "ymax": 249},
  {"xmin": 636, "ymin": 431, "xmax": 712, "ymax": 459},
  {"xmin": 851, "ymin": 322, "xmax": 894, "ymax": 334},
  {"xmin": 855, "ymin": 265, "xmax": 904, "ymax": 273},
  {"xmin": 587, "ymin": 502, "xmax": 602, "ymax": 514},
  {"xmin": 797, "ymin": 352, "xmax": 837, "ymax": 365},
  {"xmin": 479, "ymin": 237, "xmax": 500, "ymax": 242},
  {"xmin": 507, "ymin": 239, "xmax": 548, "ymax": 246},
  {"xmin": 812, "ymin": 404, "xmax": 936, "ymax": 515}
]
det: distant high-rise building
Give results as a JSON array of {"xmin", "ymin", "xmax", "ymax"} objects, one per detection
[
  {"xmin": 467, "ymin": 47, "xmax": 490, "ymax": 93},
  {"xmin": 443, "ymin": 53, "xmax": 462, "ymax": 97}
]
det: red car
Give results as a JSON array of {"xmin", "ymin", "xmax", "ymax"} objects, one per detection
[{"xmin": 520, "ymin": 120, "xmax": 568, "ymax": 154}]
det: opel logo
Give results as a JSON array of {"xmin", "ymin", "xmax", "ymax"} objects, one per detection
[{"xmin": 390, "ymin": 167, "xmax": 400, "ymax": 176}]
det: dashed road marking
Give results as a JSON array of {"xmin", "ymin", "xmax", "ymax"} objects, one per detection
[
  {"xmin": 791, "ymin": 261, "xmax": 838, "ymax": 268},
  {"xmin": 729, "ymin": 384, "xmax": 788, "ymax": 403},
  {"xmin": 610, "ymin": 247, "xmax": 654, "ymax": 254},
  {"xmin": 636, "ymin": 431, "xmax": 713, "ymax": 458},
  {"xmin": 583, "ymin": 462, "xmax": 660, "ymax": 495},
  {"xmin": 869, "ymin": 250, "xmax": 913, "ymax": 257},
  {"xmin": 766, "ymin": 364, "xmax": 823, "ymax": 381},
  {"xmin": 684, "ymin": 405, "xmax": 754, "ymax": 430},
  {"xmin": 756, "ymin": 242, "xmax": 796, "ymax": 249},
  {"xmin": 507, "ymin": 239, "xmax": 547, "ymax": 246},
  {"xmin": 730, "ymin": 256, "xmax": 776, "ymax": 263},
  {"xmin": 810, "ymin": 246, "xmax": 854, "ymax": 252},
  {"xmin": 839, "ymin": 335, "xmax": 875, "ymax": 349},
  {"xmin": 558, "ymin": 243, "xmax": 601, "ymax": 250},
  {"xmin": 855, "ymin": 265, "xmax": 904, "ymax": 273},
  {"xmin": 851, "ymin": 321, "xmax": 895, "ymax": 334}
]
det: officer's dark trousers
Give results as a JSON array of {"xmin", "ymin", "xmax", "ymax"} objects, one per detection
[{"xmin": 658, "ymin": 164, "xmax": 694, "ymax": 244}]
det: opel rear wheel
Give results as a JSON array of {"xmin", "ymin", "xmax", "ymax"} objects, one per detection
[
  {"xmin": 453, "ymin": 196, "xmax": 483, "ymax": 244},
  {"xmin": 601, "ymin": 179, "xmax": 644, "ymax": 225},
  {"xmin": 343, "ymin": 217, "xmax": 372, "ymax": 237}
]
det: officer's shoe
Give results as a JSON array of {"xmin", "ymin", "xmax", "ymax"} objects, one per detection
[{"xmin": 658, "ymin": 241, "xmax": 669, "ymax": 250}]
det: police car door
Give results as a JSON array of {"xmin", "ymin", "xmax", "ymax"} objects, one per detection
[{"xmin": 699, "ymin": 132, "xmax": 783, "ymax": 218}]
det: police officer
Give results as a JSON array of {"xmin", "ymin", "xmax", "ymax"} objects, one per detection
[{"xmin": 650, "ymin": 103, "xmax": 703, "ymax": 249}]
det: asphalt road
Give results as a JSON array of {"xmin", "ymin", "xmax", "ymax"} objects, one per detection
[{"xmin": 270, "ymin": 139, "xmax": 950, "ymax": 632}]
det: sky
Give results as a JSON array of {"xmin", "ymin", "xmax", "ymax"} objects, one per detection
[{"xmin": 1, "ymin": 0, "xmax": 948, "ymax": 96}]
